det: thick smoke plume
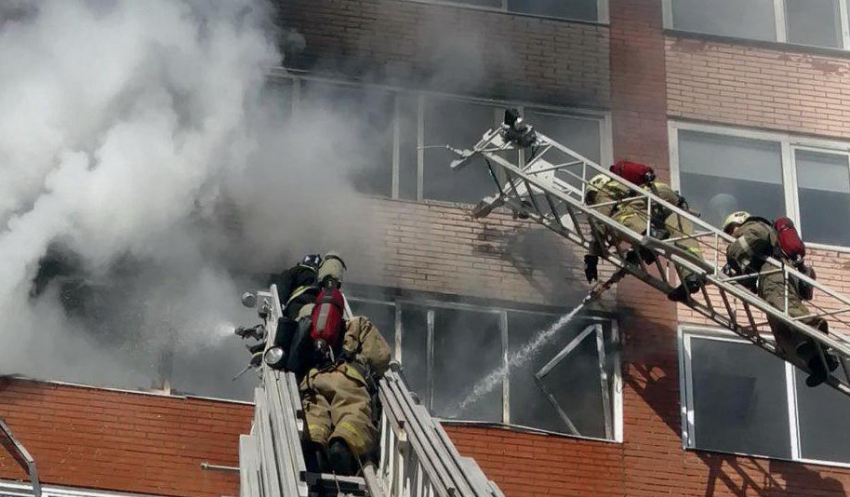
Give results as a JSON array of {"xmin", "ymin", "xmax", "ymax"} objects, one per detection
[{"xmin": 0, "ymin": 0, "xmax": 378, "ymax": 399}]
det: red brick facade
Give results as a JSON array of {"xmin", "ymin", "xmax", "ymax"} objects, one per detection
[
  {"xmin": 5, "ymin": 1, "xmax": 850, "ymax": 496},
  {"xmin": 0, "ymin": 378, "xmax": 252, "ymax": 497}
]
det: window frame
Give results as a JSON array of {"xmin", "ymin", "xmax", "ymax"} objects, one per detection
[
  {"xmin": 347, "ymin": 294, "xmax": 623, "ymax": 443},
  {"xmin": 401, "ymin": 0, "xmax": 609, "ymax": 24},
  {"xmin": 268, "ymin": 71, "xmax": 613, "ymax": 205},
  {"xmin": 668, "ymin": 120, "xmax": 850, "ymax": 252},
  {"xmin": 662, "ymin": 0, "xmax": 850, "ymax": 51},
  {"xmin": 678, "ymin": 325, "xmax": 850, "ymax": 468}
]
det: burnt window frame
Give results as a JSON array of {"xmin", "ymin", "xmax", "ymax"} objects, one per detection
[
  {"xmin": 347, "ymin": 294, "xmax": 623, "ymax": 443},
  {"xmin": 266, "ymin": 72, "xmax": 612, "ymax": 206}
]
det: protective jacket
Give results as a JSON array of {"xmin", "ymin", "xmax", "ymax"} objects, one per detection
[
  {"xmin": 269, "ymin": 263, "xmax": 320, "ymax": 320},
  {"xmin": 585, "ymin": 178, "xmax": 631, "ymax": 255},
  {"xmin": 612, "ymin": 181, "xmax": 705, "ymax": 278},
  {"xmin": 300, "ymin": 317, "xmax": 391, "ymax": 457},
  {"xmin": 725, "ymin": 218, "xmax": 827, "ymax": 358}
]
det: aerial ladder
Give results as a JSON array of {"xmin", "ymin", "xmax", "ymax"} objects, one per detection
[
  {"xmin": 445, "ymin": 113, "xmax": 850, "ymax": 397},
  {"xmin": 237, "ymin": 286, "xmax": 504, "ymax": 497}
]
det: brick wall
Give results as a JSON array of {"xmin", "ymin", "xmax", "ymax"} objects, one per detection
[
  {"xmin": 667, "ymin": 35, "xmax": 850, "ymax": 140},
  {"xmin": 0, "ymin": 378, "xmax": 252, "ymax": 497},
  {"xmin": 275, "ymin": 0, "xmax": 610, "ymax": 107}
]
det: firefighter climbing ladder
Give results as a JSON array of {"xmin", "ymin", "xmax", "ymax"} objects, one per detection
[
  {"xmin": 238, "ymin": 286, "xmax": 504, "ymax": 497},
  {"xmin": 447, "ymin": 124, "xmax": 850, "ymax": 397}
]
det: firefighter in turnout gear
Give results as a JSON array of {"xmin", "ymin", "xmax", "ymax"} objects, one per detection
[
  {"xmin": 269, "ymin": 252, "xmax": 347, "ymax": 320},
  {"xmin": 722, "ymin": 211, "xmax": 838, "ymax": 387},
  {"xmin": 608, "ymin": 161, "xmax": 706, "ymax": 302},
  {"xmin": 583, "ymin": 173, "xmax": 631, "ymax": 283},
  {"xmin": 300, "ymin": 310, "xmax": 392, "ymax": 476}
]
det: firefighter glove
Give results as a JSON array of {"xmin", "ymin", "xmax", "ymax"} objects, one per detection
[{"xmin": 584, "ymin": 254, "xmax": 599, "ymax": 283}]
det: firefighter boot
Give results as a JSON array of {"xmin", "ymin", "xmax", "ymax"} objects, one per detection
[
  {"xmin": 303, "ymin": 441, "xmax": 327, "ymax": 474},
  {"xmin": 328, "ymin": 438, "xmax": 358, "ymax": 476},
  {"xmin": 797, "ymin": 341, "xmax": 828, "ymax": 387},
  {"xmin": 667, "ymin": 274, "xmax": 703, "ymax": 303}
]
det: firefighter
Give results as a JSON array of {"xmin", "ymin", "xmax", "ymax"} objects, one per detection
[
  {"xmin": 722, "ymin": 211, "xmax": 838, "ymax": 387},
  {"xmin": 269, "ymin": 252, "xmax": 347, "ymax": 320},
  {"xmin": 583, "ymin": 173, "xmax": 631, "ymax": 283},
  {"xmin": 299, "ymin": 295, "xmax": 392, "ymax": 476},
  {"xmin": 609, "ymin": 161, "xmax": 706, "ymax": 302}
]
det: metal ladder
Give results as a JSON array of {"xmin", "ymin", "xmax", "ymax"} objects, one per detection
[
  {"xmin": 238, "ymin": 286, "xmax": 504, "ymax": 497},
  {"xmin": 447, "ymin": 125, "xmax": 850, "ymax": 396}
]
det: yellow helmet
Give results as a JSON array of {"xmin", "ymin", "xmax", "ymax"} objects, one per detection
[
  {"xmin": 588, "ymin": 174, "xmax": 611, "ymax": 192},
  {"xmin": 722, "ymin": 211, "xmax": 750, "ymax": 234}
]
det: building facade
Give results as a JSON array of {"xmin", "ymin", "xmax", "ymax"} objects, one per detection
[{"xmin": 4, "ymin": 0, "xmax": 850, "ymax": 496}]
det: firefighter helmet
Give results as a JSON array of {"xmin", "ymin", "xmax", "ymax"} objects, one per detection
[
  {"xmin": 588, "ymin": 174, "xmax": 611, "ymax": 192},
  {"xmin": 722, "ymin": 211, "xmax": 751, "ymax": 234}
]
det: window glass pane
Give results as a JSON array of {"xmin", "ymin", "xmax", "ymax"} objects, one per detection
[
  {"xmin": 795, "ymin": 369, "xmax": 850, "ymax": 463},
  {"xmin": 690, "ymin": 337, "xmax": 791, "ymax": 458},
  {"xmin": 400, "ymin": 304, "xmax": 429, "ymax": 401},
  {"xmin": 432, "ymin": 308, "xmax": 503, "ymax": 422},
  {"xmin": 524, "ymin": 110, "xmax": 601, "ymax": 190},
  {"xmin": 678, "ymin": 130, "xmax": 785, "ymax": 228},
  {"xmin": 507, "ymin": 0, "xmax": 598, "ymax": 21},
  {"xmin": 795, "ymin": 150, "xmax": 850, "ymax": 246},
  {"xmin": 423, "ymin": 98, "xmax": 499, "ymax": 203},
  {"xmin": 349, "ymin": 300, "xmax": 396, "ymax": 356},
  {"xmin": 301, "ymin": 82, "xmax": 394, "ymax": 197},
  {"xmin": 671, "ymin": 0, "xmax": 777, "ymax": 41},
  {"xmin": 786, "ymin": 0, "xmax": 841, "ymax": 49}
]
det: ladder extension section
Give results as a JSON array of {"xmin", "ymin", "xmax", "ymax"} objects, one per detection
[
  {"xmin": 448, "ymin": 126, "xmax": 850, "ymax": 396},
  {"xmin": 376, "ymin": 370, "xmax": 505, "ymax": 497},
  {"xmin": 238, "ymin": 286, "xmax": 504, "ymax": 497}
]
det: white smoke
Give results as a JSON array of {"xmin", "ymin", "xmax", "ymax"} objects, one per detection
[{"xmin": 0, "ymin": 0, "xmax": 378, "ymax": 397}]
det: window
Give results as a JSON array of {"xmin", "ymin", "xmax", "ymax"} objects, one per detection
[
  {"xmin": 268, "ymin": 75, "xmax": 611, "ymax": 205},
  {"xmin": 794, "ymin": 150, "xmax": 850, "ymax": 247},
  {"xmin": 785, "ymin": 0, "xmax": 842, "ymax": 49},
  {"xmin": 677, "ymin": 130, "xmax": 785, "ymax": 228},
  {"xmin": 423, "ymin": 98, "xmax": 501, "ymax": 204},
  {"xmin": 670, "ymin": 122, "xmax": 850, "ymax": 248},
  {"xmin": 670, "ymin": 0, "xmax": 777, "ymax": 42},
  {"xmin": 664, "ymin": 0, "xmax": 850, "ymax": 50},
  {"xmin": 349, "ymin": 295, "xmax": 622, "ymax": 441},
  {"xmin": 300, "ymin": 81, "xmax": 395, "ymax": 197},
  {"xmin": 680, "ymin": 328, "xmax": 850, "ymax": 465},
  {"xmin": 405, "ymin": 0, "xmax": 606, "ymax": 23}
]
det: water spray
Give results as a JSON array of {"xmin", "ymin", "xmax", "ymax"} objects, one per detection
[{"xmin": 447, "ymin": 266, "xmax": 628, "ymax": 417}]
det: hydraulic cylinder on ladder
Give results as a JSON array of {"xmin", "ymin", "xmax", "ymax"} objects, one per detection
[
  {"xmin": 445, "ymin": 109, "xmax": 850, "ymax": 397},
  {"xmin": 236, "ymin": 286, "xmax": 504, "ymax": 497}
]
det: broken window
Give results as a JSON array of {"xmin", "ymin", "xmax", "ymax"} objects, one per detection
[
  {"xmin": 352, "ymin": 295, "xmax": 621, "ymax": 439},
  {"xmin": 680, "ymin": 329, "xmax": 850, "ymax": 465},
  {"xmin": 794, "ymin": 149, "xmax": 850, "ymax": 247},
  {"xmin": 785, "ymin": 0, "xmax": 842, "ymax": 48},
  {"xmin": 508, "ymin": 313, "xmax": 619, "ymax": 439},
  {"xmin": 677, "ymin": 130, "xmax": 785, "ymax": 228},
  {"xmin": 670, "ymin": 0, "xmax": 777, "ymax": 42},
  {"xmin": 507, "ymin": 0, "xmax": 598, "ymax": 22},
  {"xmin": 300, "ymin": 81, "xmax": 395, "ymax": 197}
]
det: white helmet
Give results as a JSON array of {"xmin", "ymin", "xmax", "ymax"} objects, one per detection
[
  {"xmin": 722, "ymin": 211, "xmax": 750, "ymax": 234},
  {"xmin": 588, "ymin": 174, "xmax": 611, "ymax": 192}
]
